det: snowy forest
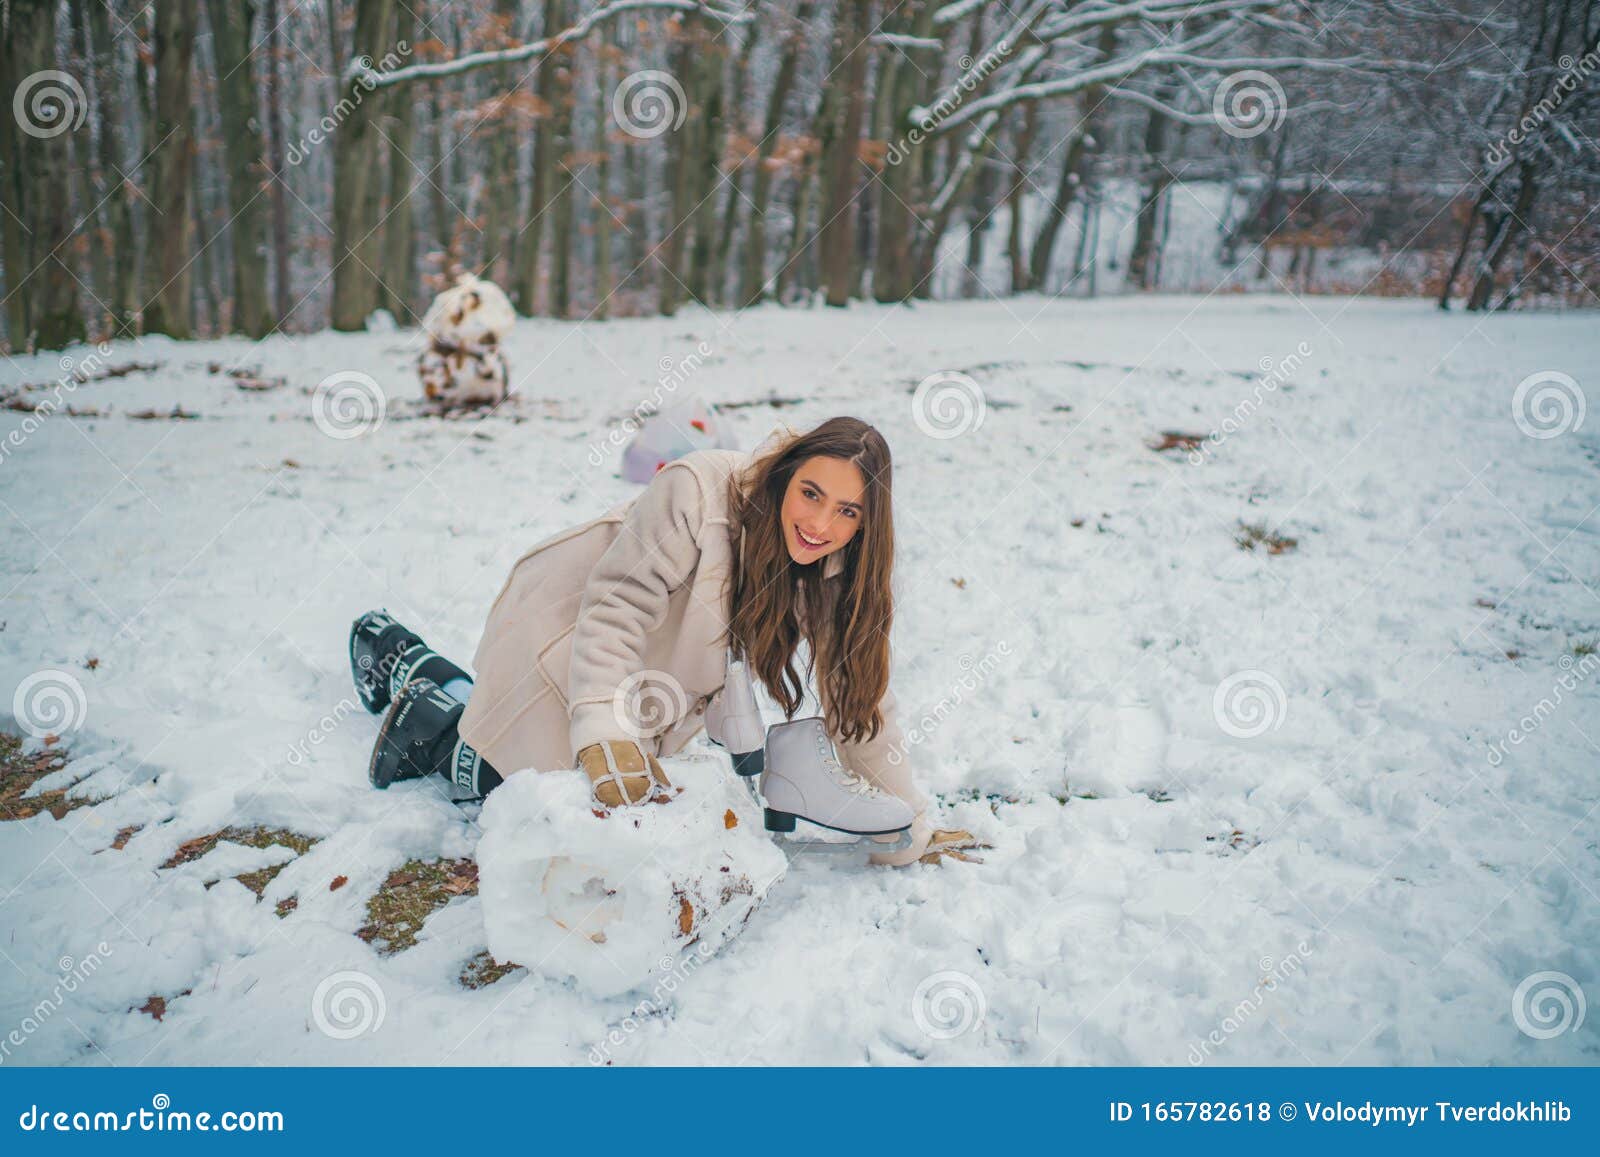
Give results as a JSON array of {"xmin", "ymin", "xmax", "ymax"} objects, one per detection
[{"xmin": 3, "ymin": 0, "xmax": 1598, "ymax": 351}]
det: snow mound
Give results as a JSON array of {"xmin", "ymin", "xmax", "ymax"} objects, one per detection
[{"xmin": 476, "ymin": 754, "xmax": 787, "ymax": 998}]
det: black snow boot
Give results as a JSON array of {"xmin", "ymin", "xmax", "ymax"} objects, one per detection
[
  {"xmin": 349, "ymin": 610, "xmax": 469, "ymax": 714},
  {"xmin": 367, "ymin": 677, "xmax": 503, "ymax": 797},
  {"xmin": 368, "ymin": 678, "xmax": 463, "ymax": 788}
]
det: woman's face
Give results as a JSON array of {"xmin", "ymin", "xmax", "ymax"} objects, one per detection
[{"xmin": 780, "ymin": 455, "xmax": 866, "ymax": 566}]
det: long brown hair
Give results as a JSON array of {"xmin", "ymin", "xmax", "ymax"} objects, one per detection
[{"xmin": 724, "ymin": 416, "xmax": 896, "ymax": 745}]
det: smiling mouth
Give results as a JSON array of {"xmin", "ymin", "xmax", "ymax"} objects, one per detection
[{"xmin": 794, "ymin": 524, "xmax": 829, "ymax": 551}]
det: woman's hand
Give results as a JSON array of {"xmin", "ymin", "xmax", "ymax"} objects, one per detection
[{"xmin": 577, "ymin": 739, "xmax": 676, "ymax": 809}]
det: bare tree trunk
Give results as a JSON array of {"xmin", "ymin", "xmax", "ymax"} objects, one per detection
[
  {"xmin": 10, "ymin": 0, "xmax": 87, "ymax": 349},
  {"xmin": 378, "ymin": 0, "xmax": 417, "ymax": 322},
  {"xmin": 1438, "ymin": 184, "xmax": 1494, "ymax": 310},
  {"xmin": 516, "ymin": 0, "xmax": 566, "ymax": 314},
  {"xmin": 686, "ymin": 24, "xmax": 728, "ymax": 303},
  {"xmin": 426, "ymin": 87, "xmax": 458, "ymax": 279},
  {"xmin": 85, "ymin": 0, "xmax": 138, "ymax": 331},
  {"xmin": 190, "ymin": 155, "xmax": 222, "ymax": 334},
  {"xmin": 330, "ymin": 0, "xmax": 396, "ymax": 330},
  {"xmin": 0, "ymin": 5, "xmax": 36, "ymax": 346},
  {"xmin": 263, "ymin": 0, "xmax": 293, "ymax": 324},
  {"xmin": 1467, "ymin": 162, "xmax": 1538, "ymax": 311},
  {"xmin": 1005, "ymin": 103, "xmax": 1038, "ymax": 293},
  {"xmin": 593, "ymin": 34, "xmax": 613, "ymax": 318},
  {"xmin": 131, "ymin": 5, "xmax": 157, "ymax": 319},
  {"xmin": 1127, "ymin": 82, "xmax": 1177, "ymax": 291},
  {"xmin": 818, "ymin": 0, "xmax": 871, "ymax": 308},
  {"xmin": 774, "ymin": 155, "xmax": 816, "ymax": 303},
  {"xmin": 482, "ymin": 0, "xmax": 521, "ymax": 288},
  {"xmin": 739, "ymin": 0, "xmax": 810, "ymax": 307},
  {"xmin": 712, "ymin": 18, "xmax": 760, "ymax": 305},
  {"xmin": 143, "ymin": 0, "xmax": 196, "ymax": 339},
  {"xmin": 549, "ymin": 1, "xmax": 576, "ymax": 317},
  {"xmin": 205, "ymin": 0, "xmax": 273, "ymax": 336},
  {"xmin": 871, "ymin": 0, "xmax": 930, "ymax": 302},
  {"xmin": 1028, "ymin": 23, "xmax": 1117, "ymax": 292},
  {"xmin": 624, "ymin": 120, "xmax": 646, "ymax": 272},
  {"xmin": 658, "ymin": 14, "xmax": 702, "ymax": 316},
  {"xmin": 67, "ymin": 0, "xmax": 111, "ymax": 333},
  {"xmin": 0, "ymin": 5, "xmax": 30, "ymax": 346}
]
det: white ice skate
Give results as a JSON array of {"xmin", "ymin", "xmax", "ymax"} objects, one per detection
[
  {"xmin": 704, "ymin": 655, "xmax": 766, "ymax": 779},
  {"xmin": 759, "ymin": 716, "xmax": 914, "ymax": 854}
]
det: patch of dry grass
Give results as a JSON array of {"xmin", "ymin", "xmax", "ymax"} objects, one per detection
[
  {"xmin": 1235, "ymin": 520, "xmax": 1299, "ymax": 555},
  {"xmin": 357, "ymin": 858, "xmax": 478, "ymax": 956},
  {"xmin": 0, "ymin": 732, "xmax": 87, "ymax": 822},
  {"xmin": 459, "ymin": 950, "xmax": 523, "ymax": 989},
  {"xmin": 160, "ymin": 826, "xmax": 320, "ymax": 896}
]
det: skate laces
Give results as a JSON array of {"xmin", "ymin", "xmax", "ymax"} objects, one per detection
[{"xmin": 814, "ymin": 729, "xmax": 877, "ymax": 796}]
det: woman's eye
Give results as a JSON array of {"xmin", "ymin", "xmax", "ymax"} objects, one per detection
[{"xmin": 841, "ymin": 508, "xmax": 858, "ymax": 519}]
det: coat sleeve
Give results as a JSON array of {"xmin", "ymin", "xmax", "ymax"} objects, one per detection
[{"xmin": 567, "ymin": 462, "xmax": 706, "ymax": 759}]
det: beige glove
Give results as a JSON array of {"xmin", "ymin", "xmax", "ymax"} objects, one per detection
[{"xmin": 577, "ymin": 739, "xmax": 675, "ymax": 809}]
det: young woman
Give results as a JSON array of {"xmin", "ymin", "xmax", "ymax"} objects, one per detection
[{"xmin": 348, "ymin": 416, "xmax": 979, "ymax": 867}]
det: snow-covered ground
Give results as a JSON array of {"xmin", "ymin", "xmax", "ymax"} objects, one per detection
[{"xmin": 1, "ymin": 294, "xmax": 1596, "ymax": 1066}]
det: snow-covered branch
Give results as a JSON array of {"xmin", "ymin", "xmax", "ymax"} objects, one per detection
[
  {"xmin": 924, "ymin": 43, "xmax": 1053, "ymax": 220},
  {"xmin": 924, "ymin": 14, "xmax": 1245, "ymax": 133},
  {"xmin": 871, "ymin": 32, "xmax": 945, "ymax": 51},
  {"xmin": 347, "ymin": 0, "xmax": 752, "ymax": 90},
  {"xmin": 1037, "ymin": 0, "xmax": 1277, "ymax": 40},
  {"xmin": 1103, "ymin": 83, "xmax": 1358, "ymax": 124},
  {"xmin": 933, "ymin": 0, "xmax": 992, "ymax": 28},
  {"xmin": 909, "ymin": 0, "xmax": 1059, "ymax": 128}
]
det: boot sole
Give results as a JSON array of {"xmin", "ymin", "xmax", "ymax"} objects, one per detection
[
  {"xmin": 368, "ymin": 686, "xmax": 441, "ymax": 790},
  {"xmin": 763, "ymin": 808, "xmax": 910, "ymax": 837},
  {"xmin": 367, "ymin": 690, "xmax": 413, "ymax": 790}
]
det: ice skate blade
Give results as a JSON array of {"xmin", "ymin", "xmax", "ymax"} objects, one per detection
[{"xmin": 772, "ymin": 829, "xmax": 913, "ymax": 855}]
